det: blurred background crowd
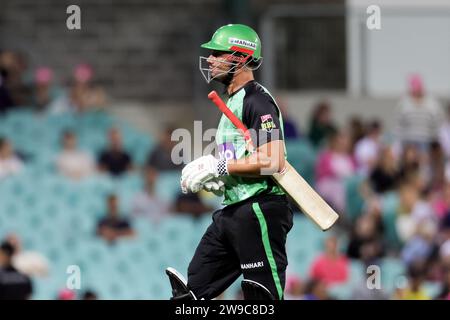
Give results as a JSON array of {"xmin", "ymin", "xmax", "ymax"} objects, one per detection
[{"xmin": 2, "ymin": 0, "xmax": 450, "ymax": 300}]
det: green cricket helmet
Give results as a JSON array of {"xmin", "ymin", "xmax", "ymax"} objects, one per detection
[{"xmin": 199, "ymin": 24, "xmax": 263, "ymax": 83}]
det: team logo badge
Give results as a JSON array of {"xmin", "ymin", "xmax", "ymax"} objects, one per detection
[{"xmin": 260, "ymin": 114, "xmax": 276, "ymax": 132}]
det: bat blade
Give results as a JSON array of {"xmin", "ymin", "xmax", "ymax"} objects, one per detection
[{"xmin": 273, "ymin": 162, "xmax": 339, "ymax": 231}]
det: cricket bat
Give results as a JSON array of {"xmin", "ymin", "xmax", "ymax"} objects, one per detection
[{"xmin": 208, "ymin": 90, "xmax": 339, "ymax": 231}]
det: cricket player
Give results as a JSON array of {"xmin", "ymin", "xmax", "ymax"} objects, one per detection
[{"xmin": 167, "ymin": 24, "xmax": 293, "ymax": 300}]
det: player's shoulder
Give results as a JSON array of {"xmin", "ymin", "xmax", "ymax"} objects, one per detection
[{"xmin": 243, "ymin": 81, "xmax": 276, "ymax": 108}]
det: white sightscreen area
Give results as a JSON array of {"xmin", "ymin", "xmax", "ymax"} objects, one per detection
[{"xmin": 347, "ymin": 0, "xmax": 450, "ymax": 97}]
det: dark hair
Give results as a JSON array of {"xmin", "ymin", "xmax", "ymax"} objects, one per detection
[{"xmin": 0, "ymin": 241, "xmax": 15, "ymax": 257}]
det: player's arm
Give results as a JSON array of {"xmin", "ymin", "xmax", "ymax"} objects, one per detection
[
  {"xmin": 227, "ymin": 139, "xmax": 285, "ymax": 177},
  {"xmin": 227, "ymin": 92, "xmax": 285, "ymax": 177}
]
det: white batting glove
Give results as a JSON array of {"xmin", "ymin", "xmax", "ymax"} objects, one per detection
[
  {"xmin": 202, "ymin": 179, "xmax": 225, "ymax": 196},
  {"xmin": 180, "ymin": 155, "xmax": 229, "ymax": 193}
]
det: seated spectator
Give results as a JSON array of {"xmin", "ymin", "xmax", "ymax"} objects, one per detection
[
  {"xmin": 309, "ymin": 235, "xmax": 349, "ymax": 286},
  {"xmin": 432, "ymin": 182, "xmax": 450, "ymax": 220},
  {"xmin": 0, "ymin": 50, "xmax": 30, "ymax": 108},
  {"xmin": 401, "ymin": 219, "xmax": 438, "ymax": 267},
  {"xmin": 277, "ymin": 96, "xmax": 301, "ymax": 140},
  {"xmin": 302, "ymin": 278, "xmax": 329, "ymax": 300},
  {"xmin": 69, "ymin": 63, "xmax": 107, "ymax": 113},
  {"xmin": 147, "ymin": 125, "xmax": 182, "ymax": 171},
  {"xmin": 284, "ymin": 274, "xmax": 304, "ymax": 300},
  {"xmin": 369, "ymin": 146, "xmax": 399, "ymax": 194},
  {"xmin": 174, "ymin": 192, "xmax": 212, "ymax": 218},
  {"xmin": 56, "ymin": 131, "xmax": 95, "ymax": 180},
  {"xmin": 31, "ymin": 66, "xmax": 64, "ymax": 112},
  {"xmin": 396, "ymin": 182, "xmax": 437, "ymax": 243},
  {"xmin": 5, "ymin": 234, "xmax": 49, "ymax": 278},
  {"xmin": 57, "ymin": 288, "xmax": 76, "ymax": 300},
  {"xmin": 81, "ymin": 289, "xmax": 98, "ymax": 300},
  {"xmin": 131, "ymin": 167, "xmax": 170, "ymax": 223},
  {"xmin": 0, "ymin": 137, "xmax": 24, "ymax": 180},
  {"xmin": 398, "ymin": 144, "xmax": 422, "ymax": 182},
  {"xmin": 354, "ymin": 120, "xmax": 383, "ymax": 176},
  {"xmin": 96, "ymin": 194, "xmax": 135, "ymax": 244},
  {"xmin": 0, "ymin": 241, "xmax": 33, "ymax": 300},
  {"xmin": 308, "ymin": 100, "xmax": 337, "ymax": 148},
  {"xmin": 315, "ymin": 130, "xmax": 356, "ymax": 213},
  {"xmin": 348, "ymin": 116, "xmax": 366, "ymax": 153},
  {"xmin": 0, "ymin": 51, "xmax": 15, "ymax": 113},
  {"xmin": 438, "ymin": 103, "xmax": 450, "ymax": 159},
  {"xmin": 98, "ymin": 128, "xmax": 133, "ymax": 176},
  {"xmin": 434, "ymin": 269, "xmax": 450, "ymax": 300},
  {"xmin": 394, "ymin": 261, "xmax": 430, "ymax": 300},
  {"xmin": 346, "ymin": 214, "xmax": 385, "ymax": 263},
  {"xmin": 423, "ymin": 141, "xmax": 445, "ymax": 193}
]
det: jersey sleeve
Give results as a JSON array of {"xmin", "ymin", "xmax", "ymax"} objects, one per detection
[{"xmin": 242, "ymin": 92, "xmax": 283, "ymax": 148}]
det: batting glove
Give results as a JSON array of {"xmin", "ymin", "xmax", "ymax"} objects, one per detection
[{"xmin": 180, "ymin": 155, "xmax": 229, "ymax": 193}]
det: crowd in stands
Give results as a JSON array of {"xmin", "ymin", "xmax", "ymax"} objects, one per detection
[{"xmin": 1, "ymin": 49, "xmax": 450, "ymax": 300}]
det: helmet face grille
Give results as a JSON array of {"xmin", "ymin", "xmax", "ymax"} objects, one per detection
[{"xmin": 198, "ymin": 51, "xmax": 262, "ymax": 84}]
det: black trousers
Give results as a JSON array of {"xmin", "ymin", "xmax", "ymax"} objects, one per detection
[{"xmin": 187, "ymin": 194, "xmax": 294, "ymax": 300}]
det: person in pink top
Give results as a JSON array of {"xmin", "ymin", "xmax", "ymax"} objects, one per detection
[
  {"xmin": 315, "ymin": 130, "xmax": 356, "ymax": 213},
  {"xmin": 309, "ymin": 235, "xmax": 349, "ymax": 286}
]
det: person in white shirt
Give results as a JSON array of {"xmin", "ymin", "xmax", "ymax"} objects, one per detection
[
  {"xmin": 131, "ymin": 167, "xmax": 170, "ymax": 224},
  {"xmin": 55, "ymin": 130, "xmax": 95, "ymax": 180},
  {"xmin": 354, "ymin": 120, "xmax": 383, "ymax": 176},
  {"xmin": 0, "ymin": 137, "xmax": 23, "ymax": 180}
]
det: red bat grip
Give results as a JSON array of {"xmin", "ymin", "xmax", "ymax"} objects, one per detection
[{"xmin": 207, "ymin": 91, "xmax": 253, "ymax": 144}]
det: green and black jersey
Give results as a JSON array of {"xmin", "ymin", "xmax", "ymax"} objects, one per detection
[{"xmin": 216, "ymin": 80, "xmax": 287, "ymax": 205}]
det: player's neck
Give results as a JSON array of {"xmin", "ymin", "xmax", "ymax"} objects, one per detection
[{"xmin": 227, "ymin": 71, "xmax": 254, "ymax": 95}]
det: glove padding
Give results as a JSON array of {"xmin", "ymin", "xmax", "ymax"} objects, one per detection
[
  {"xmin": 202, "ymin": 179, "xmax": 225, "ymax": 197},
  {"xmin": 181, "ymin": 155, "xmax": 226, "ymax": 194}
]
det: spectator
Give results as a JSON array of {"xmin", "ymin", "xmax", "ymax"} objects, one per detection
[
  {"xmin": 354, "ymin": 120, "xmax": 383, "ymax": 176},
  {"xmin": 432, "ymin": 182, "xmax": 450, "ymax": 220},
  {"xmin": 284, "ymin": 274, "xmax": 303, "ymax": 300},
  {"xmin": 146, "ymin": 125, "xmax": 182, "ymax": 171},
  {"xmin": 5, "ymin": 234, "xmax": 49, "ymax": 278},
  {"xmin": 277, "ymin": 96, "xmax": 301, "ymax": 140},
  {"xmin": 315, "ymin": 130, "xmax": 356, "ymax": 213},
  {"xmin": 98, "ymin": 128, "xmax": 133, "ymax": 176},
  {"xmin": 96, "ymin": 194, "xmax": 135, "ymax": 244},
  {"xmin": 56, "ymin": 131, "xmax": 95, "ymax": 180},
  {"xmin": 348, "ymin": 116, "xmax": 366, "ymax": 153},
  {"xmin": 346, "ymin": 214, "xmax": 385, "ymax": 262},
  {"xmin": 438, "ymin": 103, "xmax": 450, "ymax": 159},
  {"xmin": 0, "ymin": 50, "xmax": 30, "ymax": 107},
  {"xmin": 398, "ymin": 144, "xmax": 422, "ymax": 180},
  {"xmin": 423, "ymin": 141, "xmax": 446, "ymax": 192},
  {"xmin": 81, "ymin": 289, "xmax": 98, "ymax": 300},
  {"xmin": 69, "ymin": 63, "xmax": 107, "ymax": 113},
  {"xmin": 0, "ymin": 51, "xmax": 15, "ymax": 113},
  {"xmin": 396, "ymin": 182, "xmax": 437, "ymax": 243},
  {"xmin": 31, "ymin": 66, "xmax": 63, "ymax": 112},
  {"xmin": 302, "ymin": 278, "xmax": 329, "ymax": 300},
  {"xmin": 309, "ymin": 235, "xmax": 349, "ymax": 286},
  {"xmin": 395, "ymin": 74, "xmax": 444, "ymax": 153},
  {"xmin": 395, "ymin": 261, "xmax": 430, "ymax": 300},
  {"xmin": 0, "ymin": 241, "xmax": 33, "ymax": 300},
  {"xmin": 57, "ymin": 288, "xmax": 76, "ymax": 300},
  {"xmin": 131, "ymin": 167, "xmax": 170, "ymax": 223},
  {"xmin": 0, "ymin": 137, "xmax": 24, "ymax": 180},
  {"xmin": 401, "ymin": 219, "xmax": 438, "ymax": 267},
  {"xmin": 308, "ymin": 100, "xmax": 337, "ymax": 148},
  {"xmin": 369, "ymin": 146, "xmax": 399, "ymax": 194}
]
